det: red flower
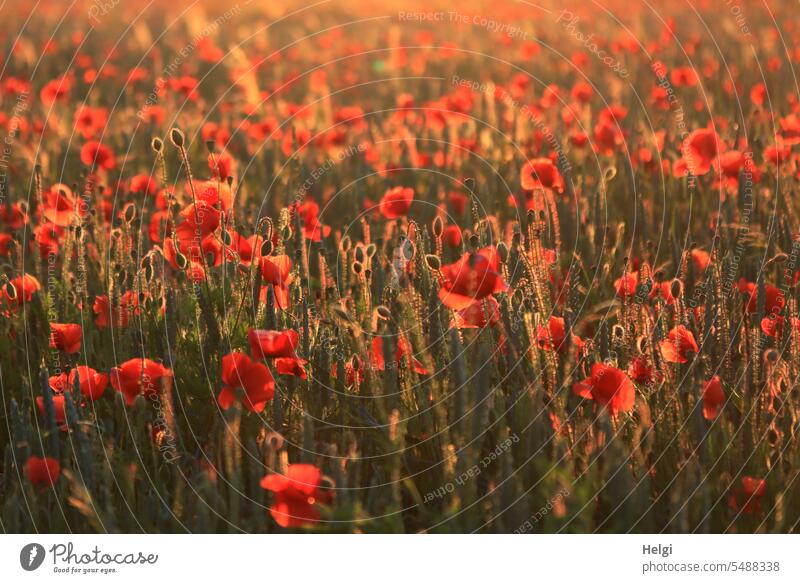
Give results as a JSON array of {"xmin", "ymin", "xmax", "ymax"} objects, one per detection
[
  {"xmin": 614, "ymin": 271, "xmax": 639, "ymax": 298},
  {"xmin": 680, "ymin": 128, "xmax": 720, "ymax": 176},
  {"xmin": 36, "ymin": 394, "xmax": 67, "ymax": 428},
  {"xmin": 50, "ymin": 323, "xmax": 82, "ymax": 354},
  {"xmin": 536, "ymin": 316, "xmax": 573, "ymax": 352},
  {"xmin": 739, "ymin": 280, "xmax": 784, "ymax": 314},
  {"xmin": 728, "ymin": 477, "xmax": 766, "ymax": 515},
  {"xmin": 455, "ymin": 297, "xmax": 500, "ymax": 329},
  {"xmin": 379, "ymin": 186, "xmax": 414, "ymax": 219},
  {"xmin": 702, "ymin": 376, "xmax": 725, "ymax": 420},
  {"xmin": 25, "ymin": 456, "xmax": 60, "ymax": 488},
  {"xmin": 260, "ymin": 254, "xmax": 293, "ymax": 309},
  {"xmin": 274, "ymin": 357, "xmax": 308, "ymax": 379},
  {"xmin": 439, "ymin": 247, "xmax": 508, "ymax": 310},
  {"xmin": 260, "ymin": 464, "xmax": 332, "ymax": 528},
  {"xmin": 3, "ymin": 273, "xmax": 41, "ymax": 308},
  {"xmin": 80, "ymin": 141, "xmax": 116, "ymax": 170},
  {"xmin": 93, "ymin": 291, "xmax": 140, "ymax": 329},
  {"xmin": 110, "ymin": 358, "xmax": 172, "ymax": 405},
  {"xmin": 248, "ymin": 328, "xmax": 299, "ymax": 359},
  {"xmin": 218, "ymin": 352, "xmax": 275, "ymax": 413},
  {"xmin": 659, "ymin": 325, "xmax": 699, "ymax": 364},
  {"xmin": 572, "ymin": 362, "xmax": 636, "ymax": 415},
  {"xmin": 130, "ymin": 173, "xmax": 158, "ymax": 196},
  {"xmin": 520, "ymin": 158, "xmax": 563, "ymax": 192},
  {"xmin": 370, "ymin": 336, "xmax": 428, "ymax": 375}
]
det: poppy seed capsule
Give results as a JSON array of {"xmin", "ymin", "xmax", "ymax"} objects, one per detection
[
  {"xmin": 5, "ymin": 282, "xmax": 16, "ymax": 300},
  {"xmin": 205, "ymin": 140, "xmax": 216, "ymax": 154},
  {"xmin": 670, "ymin": 278, "xmax": 683, "ymax": 299},
  {"xmin": 497, "ymin": 241, "xmax": 508, "ymax": 264},
  {"xmin": 612, "ymin": 324, "xmax": 625, "ymax": 340},
  {"xmin": 432, "ymin": 216, "xmax": 443, "ymax": 237},
  {"xmin": 765, "ymin": 349, "xmax": 779, "ymax": 364},
  {"xmin": 169, "ymin": 128, "xmax": 185, "ymax": 148},
  {"xmin": 425, "ymin": 254, "xmax": 441, "ymax": 271}
]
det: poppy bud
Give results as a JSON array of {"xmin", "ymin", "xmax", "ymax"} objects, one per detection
[
  {"xmin": 169, "ymin": 128, "xmax": 185, "ymax": 148},
  {"xmin": 376, "ymin": 305, "xmax": 392, "ymax": 320},
  {"xmin": 123, "ymin": 204, "xmax": 136, "ymax": 224},
  {"xmin": 339, "ymin": 235, "xmax": 352, "ymax": 253},
  {"xmin": 365, "ymin": 243, "xmax": 376, "ymax": 259},
  {"xmin": 205, "ymin": 140, "xmax": 216, "ymax": 153},
  {"xmin": 670, "ymin": 278, "xmax": 683, "ymax": 299},
  {"xmin": 425, "ymin": 254, "xmax": 441, "ymax": 271},
  {"xmin": 612, "ymin": 324, "xmax": 625, "ymax": 340},
  {"xmin": 354, "ymin": 245, "xmax": 365, "ymax": 263},
  {"xmin": 765, "ymin": 349, "xmax": 779, "ymax": 364},
  {"xmin": 497, "ymin": 241, "xmax": 509, "ymax": 264},
  {"xmin": 432, "ymin": 216, "xmax": 444, "ymax": 237},
  {"xmin": 175, "ymin": 251, "xmax": 188, "ymax": 270},
  {"xmin": 261, "ymin": 239, "xmax": 273, "ymax": 257},
  {"xmin": 352, "ymin": 261, "xmax": 363, "ymax": 275},
  {"xmin": 151, "ymin": 137, "xmax": 163, "ymax": 153},
  {"xmin": 5, "ymin": 281, "xmax": 17, "ymax": 301}
]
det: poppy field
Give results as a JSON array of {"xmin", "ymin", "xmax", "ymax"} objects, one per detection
[{"xmin": 2, "ymin": 0, "xmax": 800, "ymax": 534}]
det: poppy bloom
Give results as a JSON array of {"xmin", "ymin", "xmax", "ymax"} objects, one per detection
[
  {"xmin": 50, "ymin": 323, "xmax": 82, "ymax": 353},
  {"xmin": 110, "ymin": 358, "xmax": 172, "ymax": 405},
  {"xmin": 4, "ymin": 273, "xmax": 41, "ymax": 308},
  {"xmin": 738, "ymin": 280, "xmax": 784, "ymax": 314},
  {"xmin": 536, "ymin": 316, "xmax": 573, "ymax": 352},
  {"xmin": 614, "ymin": 271, "xmax": 639, "ymax": 298},
  {"xmin": 25, "ymin": 456, "xmax": 60, "ymax": 488},
  {"xmin": 93, "ymin": 291, "xmax": 140, "ymax": 329},
  {"xmin": 260, "ymin": 464, "xmax": 333, "ymax": 528},
  {"xmin": 520, "ymin": 158, "xmax": 564, "ymax": 193},
  {"xmin": 455, "ymin": 297, "xmax": 500, "ymax": 329},
  {"xmin": 659, "ymin": 325, "xmax": 699, "ymax": 364},
  {"xmin": 248, "ymin": 328, "xmax": 299, "ymax": 359},
  {"xmin": 130, "ymin": 173, "xmax": 158, "ymax": 196},
  {"xmin": 36, "ymin": 394, "xmax": 67, "ymax": 428},
  {"xmin": 260, "ymin": 254, "xmax": 293, "ymax": 309},
  {"xmin": 680, "ymin": 128, "xmax": 720, "ymax": 176},
  {"xmin": 80, "ymin": 141, "xmax": 116, "ymax": 170},
  {"xmin": 572, "ymin": 362, "xmax": 636, "ymax": 415},
  {"xmin": 370, "ymin": 336, "xmax": 428, "ymax": 375},
  {"xmin": 438, "ymin": 247, "xmax": 508, "ymax": 310},
  {"xmin": 378, "ymin": 186, "xmax": 414, "ymax": 219},
  {"xmin": 728, "ymin": 477, "xmax": 766, "ymax": 515},
  {"xmin": 702, "ymin": 376, "xmax": 725, "ymax": 420},
  {"xmin": 218, "ymin": 352, "xmax": 275, "ymax": 412}
]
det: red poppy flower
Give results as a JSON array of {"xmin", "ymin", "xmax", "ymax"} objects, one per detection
[
  {"xmin": 130, "ymin": 173, "xmax": 159, "ymax": 196},
  {"xmin": 294, "ymin": 200, "xmax": 330, "ymax": 242},
  {"xmin": 520, "ymin": 158, "xmax": 564, "ymax": 193},
  {"xmin": 260, "ymin": 254, "xmax": 293, "ymax": 309},
  {"xmin": 439, "ymin": 247, "xmax": 508, "ymax": 310},
  {"xmin": 93, "ymin": 291, "xmax": 140, "ymax": 329},
  {"xmin": 728, "ymin": 477, "xmax": 766, "ymax": 515},
  {"xmin": 628, "ymin": 356, "xmax": 656, "ymax": 385},
  {"xmin": 36, "ymin": 394, "xmax": 67, "ymax": 428},
  {"xmin": 248, "ymin": 328, "xmax": 299, "ymax": 359},
  {"xmin": 739, "ymin": 280, "xmax": 784, "ymax": 314},
  {"xmin": 659, "ymin": 325, "xmax": 699, "ymax": 364},
  {"xmin": 378, "ymin": 186, "xmax": 414, "ymax": 219},
  {"xmin": 3, "ymin": 273, "xmax": 41, "ymax": 308},
  {"xmin": 110, "ymin": 358, "xmax": 172, "ymax": 405},
  {"xmin": 69, "ymin": 366, "xmax": 109, "ymax": 401},
  {"xmin": 41, "ymin": 183, "xmax": 84, "ymax": 226},
  {"xmin": 680, "ymin": 128, "xmax": 720, "ymax": 176},
  {"xmin": 370, "ymin": 336, "xmax": 428, "ymax": 375},
  {"xmin": 536, "ymin": 316, "xmax": 574, "ymax": 352},
  {"xmin": 80, "ymin": 141, "xmax": 116, "ymax": 170},
  {"xmin": 50, "ymin": 323, "xmax": 82, "ymax": 353},
  {"xmin": 572, "ymin": 362, "xmax": 636, "ymax": 414},
  {"xmin": 274, "ymin": 357, "xmax": 308, "ymax": 379},
  {"xmin": 260, "ymin": 464, "xmax": 332, "ymax": 528},
  {"xmin": 455, "ymin": 297, "xmax": 500, "ymax": 329},
  {"xmin": 25, "ymin": 456, "xmax": 60, "ymax": 488},
  {"xmin": 218, "ymin": 352, "xmax": 275, "ymax": 413},
  {"xmin": 702, "ymin": 376, "xmax": 725, "ymax": 420},
  {"xmin": 614, "ymin": 271, "xmax": 639, "ymax": 298}
]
